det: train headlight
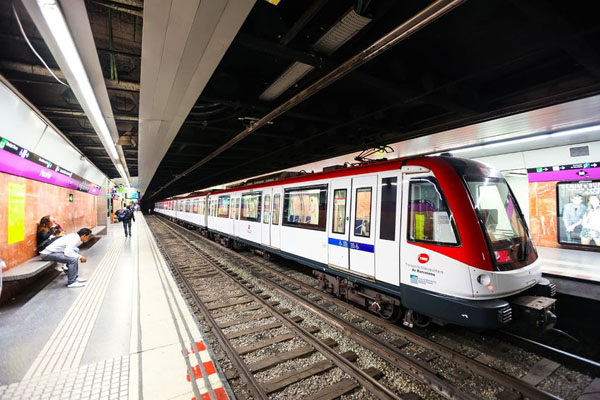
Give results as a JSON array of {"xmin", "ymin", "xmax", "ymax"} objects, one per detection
[{"xmin": 477, "ymin": 274, "xmax": 491, "ymax": 286}]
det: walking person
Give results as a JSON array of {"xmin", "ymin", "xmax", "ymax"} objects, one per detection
[
  {"xmin": 122, "ymin": 206, "xmax": 135, "ymax": 237},
  {"xmin": 39, "ymin": 228, "xmax": 92, "ymax": 288}
]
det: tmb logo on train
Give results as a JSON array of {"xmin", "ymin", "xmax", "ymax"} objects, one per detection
[{"xmin": 418, "ymin": 253, "xmax": 429, "ymax": 264}]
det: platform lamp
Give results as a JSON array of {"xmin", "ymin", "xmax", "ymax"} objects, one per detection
[{"xmin": 33, "ymin": 0, "xmax": 129, "ymax": 184}]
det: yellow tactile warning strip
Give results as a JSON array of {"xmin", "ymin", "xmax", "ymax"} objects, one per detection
[
  {"xmin": 127, "ymin": 215, "xmax": 231, "ymax": 400},
  {"xmin": 23, "ymin": 239, "xmax": 125, "ymax": 380}
]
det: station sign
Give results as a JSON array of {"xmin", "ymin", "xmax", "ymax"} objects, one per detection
[
  {"xmin": 0, "ymin": 136, "xmax": 101, "ymax": 195},
  {"xmin": 527, "ymin": 161, "xmax": 600, "ymax": 182}
]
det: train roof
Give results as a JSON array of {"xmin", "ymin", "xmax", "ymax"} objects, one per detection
[{"xmin": 159, "ymin": 156, "xmax": 494, "ymax": 201}]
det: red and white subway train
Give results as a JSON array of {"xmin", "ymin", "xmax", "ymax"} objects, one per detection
[{"xmin": 155, "ymin": 155, "xmax": 557, "ymax": 330}]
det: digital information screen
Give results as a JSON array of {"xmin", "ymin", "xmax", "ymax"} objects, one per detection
[{"xmin": 557, "ymin": 180, "xmax": 600, "ymax": 247}]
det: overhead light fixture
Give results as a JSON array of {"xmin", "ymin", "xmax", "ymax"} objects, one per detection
[
  {"xmin": 116, "ymin": 163, "xmax": 130, "ymax": 188},
  {"xmin": 442, "ymin": 124, "xmax": 600, "ymax": 155},
  {"xmin": 259, "ymin": 8, "xmax": 372, "ymax": 101},
  {"xmin": 36, "ymin": 0, "xmax": 119, "ymax": 161}
]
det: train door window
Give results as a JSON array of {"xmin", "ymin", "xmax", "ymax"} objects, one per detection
[
  {"xmin": 408, "ymin": 178, "xmax": 459, "ymax": 245},
  {"xmin": 199, "ymin": 199, "xmax": 204, "ymax": 215},
  {"xmin": 218, "ymin": 196, "xmax": 230, "ymax": 218},
  {"xmin": 354, "ymin": 188, "xmax": 372, "ymax": 237},
  {"xmin": 241, "ymin": 192, "xmax": 262, "ymax": 222},
  {"xmin": 272, "ymin": 194, "xmax": 280, "ymax": 225},
  {"xmin": 263, "ymin": 195, "xmax": 271, "ymax": 224},
  {"xmin": 380, "ymin": 178, "xmax": 397, "ymax": 240},
  {"xmin": 185, "ymin": 200, "xmax": 191, "ymax": 213},
  {"xmin": 235, "ymin": 198, "xmax": 241, "ymax": 219},
  {"xmin": 283, "ymin": 185, "xmax": 328, "ymax": 231},
  {"xmin": 332, "ymin": 189, "xmax": 347, "ymax": 234}
]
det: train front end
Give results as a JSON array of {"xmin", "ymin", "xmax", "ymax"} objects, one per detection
[{"xmin": 402, "ymin": 157, "xmax": 556, "ymax": 331}]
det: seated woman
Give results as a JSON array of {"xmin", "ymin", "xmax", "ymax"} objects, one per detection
[{"xmin": 37, "ymin": 215, "xmax": 67, "ymax": 273}]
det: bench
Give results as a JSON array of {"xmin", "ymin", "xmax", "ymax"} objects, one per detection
[{"xmin": 1, "ymin": 225, "xmax": 107, "ymax": 283}]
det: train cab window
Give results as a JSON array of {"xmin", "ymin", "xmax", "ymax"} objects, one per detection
[
  {"xmin": 408, "ymin": 178, "xmax": 458, "ymax": 245},
  {"xmin": 241, "ymin": 192, "xmax": 262, "ymax": 222},
  {"xmin": 283, "ymin": 185, "xmax": 327, "ymax": 231},
  {"xmin": 380, "ymin": 178, "xmax": 397, "ymax": 241},
  {"xmin": 272, "ymin": 194, "xmax": 280, "ymax": 225},
  {"xmin": 332, "ymin": 189, "xmax": 347, "ymax": 234},
  {"xmin": 218, "ymin": 196, "xmax": 230, "ymax": 218},
  {"xmin": 263, "ymin": 195, "xmax": 271, "ymax": 224},
  {"xmin": 354, "ymin": 188, "xmax": 372, "ymax": 237}
]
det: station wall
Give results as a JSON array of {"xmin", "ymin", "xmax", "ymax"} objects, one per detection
[
  {"xmin": 0, "ymin": 172, "xmax": 98, "ymax": 270},
  {"xmin": 474, "ymin": 141, "xmax": 600, "ymax": 250}
]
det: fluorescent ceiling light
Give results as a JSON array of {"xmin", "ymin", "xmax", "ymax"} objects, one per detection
[
  {"xmin": 259, "ymin": 8, "xmax": 372, "ymax": 101},
  {"xmin": 37, "ymin": 0, "xmax": 119, "ymax": 161},
  {"xmin": 116, "ymin": 163, "xmax": 131, "ymax": 188},
  {"xmin": 444, "ymin": 124, "xmax": 600, "ymax": 155}
]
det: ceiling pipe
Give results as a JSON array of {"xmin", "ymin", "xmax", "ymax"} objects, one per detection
[{"xmin": 151, "ymin": 0, "xmax": 465, "ymax": 198}]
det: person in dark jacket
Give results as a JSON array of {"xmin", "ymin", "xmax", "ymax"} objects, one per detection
[{"xmin": 122, "ymin": 207, "xmax": 135, "ymax": 237}]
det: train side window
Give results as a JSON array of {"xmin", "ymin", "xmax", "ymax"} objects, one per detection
[
  {"xmin": 407, "ymin": 178, "xmax": 459, "ymax": 245},
  {"xmin": 236, "ymin": 198, "xmax": 241, "ymax": 219},
  {"xmin": 185, "ymin": 199, "xmax": 191, "ymax": 213},
  {"xmin": 380, "ymin": 178, "xmax": 397, "ymax": 241},
  {"xmin": 332, "ymin": 189, "xmax": 347, "ymax": 234},
  {"xmin": 283, "ymin": 184, "xmax": 328, "ymax": 231},
  {"xmin": 199, "ymin": 199, "xmax": 205, "ymax": 215},
  {"xmin": 263, "ymin": 195, "xmax": 271, "ymax": 224},
  {"xmin": 272, "ymin": 194, "xmax": 280, "ymax": 225},
  {"xmin": 192, "ymin": 199, "xmax": 198, "ymax": 214},
  {"xmin": 218, "ymin": 196, "xmax": 230, "ymax": 218},
  {"xmin": 354, "ymin": 188, "xmax": 372, "ymax": 237},
  {"xmin": 241, "ymin": 192, "xmax": 262, "ymax": 222}
]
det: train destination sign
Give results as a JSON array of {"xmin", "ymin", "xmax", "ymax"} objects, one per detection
[
  {"xmin": 0, "ymin": 136, "xmax": 101, "ymax": 195},
  {"xmin": 527, "ymin": 161, "xmax": 600, "ymax": 182}
]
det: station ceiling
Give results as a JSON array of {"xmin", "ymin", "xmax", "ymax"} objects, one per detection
[{"xmin": 1, "ymin": 0, "xmax": 600, "ymax": 200}]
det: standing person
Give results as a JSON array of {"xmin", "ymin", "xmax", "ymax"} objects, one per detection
[
  {"xmin": 580, "ymin": 196, "xmax": 600, "ymax": 246},
  {"xmin": 562, "ymin": 194, "xmax": 586, "ymax": 242},
  {"xmin": 39, "ymin": 228, "xmax": 92, "ymax": 288},
  {"xmin": 122, "ymin": 206, "xmax": 135, "ymax": 237}
]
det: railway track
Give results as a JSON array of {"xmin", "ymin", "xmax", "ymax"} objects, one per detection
[
  {"xmin": 149, "ymin": 217, "xmax": 403, "ymax": 400},
  {"xmin": 149, "ymin": 215, "xmax": 576, "ymax": 399}
]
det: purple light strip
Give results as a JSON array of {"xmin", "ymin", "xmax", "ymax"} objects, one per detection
[{"xmin": 0, "ymin": 150, "xmax": 100, "ymax": 195}]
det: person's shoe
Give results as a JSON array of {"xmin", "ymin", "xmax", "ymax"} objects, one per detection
[
  {"xmin": 67, "ymin": 281, "xmax": 86, "ymax": 288},
  {"xmin": 76, "ymin": 277, "xmax": 87, "ymax": 283},
  {"xmin": 62, "ymin": 265, "xmax": 68, "ymax": 272},
  {"xmin": 54, "ymin": 265, "xmax": 63, "ymax": 272}
]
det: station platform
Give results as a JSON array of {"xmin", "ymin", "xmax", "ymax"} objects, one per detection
[
  {"xmin": 539, "ymin": 246, "xmax": 600, "ymax": 302},
  {"xmin": 0, "ymin": 214, "xmax": 231, "ymax": 400}
]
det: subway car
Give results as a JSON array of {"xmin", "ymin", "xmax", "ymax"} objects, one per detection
[{"xmin": 155, "ymin": 156, "xmax": 557, "ymax": 331}]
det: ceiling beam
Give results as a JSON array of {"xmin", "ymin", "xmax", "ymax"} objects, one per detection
[{"xmin": 0, "ymin": 60, "xmax": 140, "ymax": 92}]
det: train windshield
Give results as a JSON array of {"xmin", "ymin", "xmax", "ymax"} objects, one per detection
[{"xmin": 465, "ymin": 177, "xmax": 537, "ymax": 271}]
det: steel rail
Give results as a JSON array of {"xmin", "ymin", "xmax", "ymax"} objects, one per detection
[
  {"xmin": 150, "ymin": 0, "xmax": 465, "ymax": 198},
  {"xmin": 155, "ymin": 217, "xmax": 478, "ymax": 400},
  {"xmin": 157, "ymin": 215, "xmax": 562, "ymax": 400},
  {"xmin": 151, "ymin": 224, "xmax": 269, "ymax": 400},
  {"xmin": 151, "ymin": 217, "xmax": 402, "ymax": 400}
]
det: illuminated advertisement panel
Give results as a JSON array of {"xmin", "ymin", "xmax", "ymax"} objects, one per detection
[{"xmin": 557, "ymin": 180, "xmax": 600, "ymax": 247}]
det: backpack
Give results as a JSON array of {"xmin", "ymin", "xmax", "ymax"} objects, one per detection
[
  {"xmin": 116, "ymin": 209, "xmax": 126, "ymax": 221},
  {"xmin": 37, "ymin": 236, "xmax": 60, "ymax": 253}
]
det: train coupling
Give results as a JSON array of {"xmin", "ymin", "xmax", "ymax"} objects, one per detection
[{"xmin": 508, "ymin": 295, "xmax": 557, "ymax": 333}]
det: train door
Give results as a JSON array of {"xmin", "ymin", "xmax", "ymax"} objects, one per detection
[
  {"xmin": 349, "ymin": 175, "xmax": 377, "ymax": 276},
  {"xmin": 328, "ymin": 179, "xmax": 352, "ymax": 270},
  {"xmin": 261, "ymin": 189, "xmax": 272, "ymax": 246},
  {"xmin": 232, "ymin": 196, "xmax": 239, "ymax": 237},
  {"xmin": 271, "ymin": 189, "xmax": 282, "ymax": 249},
  {"xmin": 374, "ymin": 172, "xmax": 401, "ymax": 286}
]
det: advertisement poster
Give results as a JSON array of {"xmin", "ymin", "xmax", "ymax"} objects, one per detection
[
  {"xmin": 557, "ymin": 181, "xmax": 600, "ymax": 247},
  {"xmin": 8, "ymin": 182, "xmax": 25, "ymax": 244}
]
